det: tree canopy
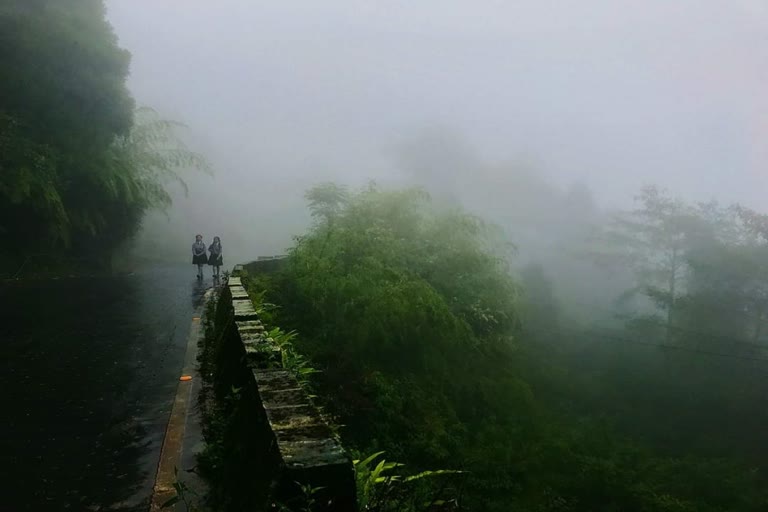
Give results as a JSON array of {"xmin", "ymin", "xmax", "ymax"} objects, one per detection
[
  {"xmin": 0, "ymin": 1, "xmax": 207, "ymax": 271},
  {"xmin": 249, "ymin": 182, "xmax": 768, "ymax": 511}
]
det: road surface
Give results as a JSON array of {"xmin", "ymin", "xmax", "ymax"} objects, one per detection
[{"xmin": 1, "ymin": 264, "xmax": 211, "ymax": 511}]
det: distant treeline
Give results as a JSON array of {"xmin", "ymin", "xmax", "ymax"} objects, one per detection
[{"xmin": 248, "ymin": 182, "xmax": 768, "ymax": 511}]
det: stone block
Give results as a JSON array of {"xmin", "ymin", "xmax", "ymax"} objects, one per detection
[
  {"xmin": 279, "ymin": 438, "xmax": 349, "ymax": 468},
  {"xmin": 236, "ymin": 320, "xmax": 263, "ymax": 331},
  {"xmin": 230, "ymin": 285, "xmax": 250, "ymax": 300},
  {"xmin": 240, "ymin": 332, "xmax": 266, "ymax": 345},
  {"xmin": 238, "ymin": 330, "xmax": 265, "ymax": 344},
  {"xmin": 265, "ymin": 404, "xmax": 323, "ymax": 431},
  {"xmin": 253, "ymin": 369, "xmax": 295, "ymax": 391},
  {"xmin": 260, "ymin": 387, "xmax": 308, "ymax": 408},
  {"xmin": 238, "ymin": 323, "xmax": 265, "ymax": 334},
  {"xmin": 233, "ymin": 301, "xmax": 258, "ymax": 320},
  {"xmin": 277, "ymin": 438, "xmax": 356, "ymax": 511},
  {"xmin": 244, "ymin": 343, "xmax": 282, "ymax": 368}
]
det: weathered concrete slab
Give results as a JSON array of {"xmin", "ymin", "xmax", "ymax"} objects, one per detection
[
  {"xmin": 227, "ymin": 276, "xmax": 242, "ymax": 287},
  {"xmin": 233, "ymin": 301, "xmax": 258, "ymax": 320},
  {"xmin": 260, "ymin": 387, "xmax": 308, "ymax": 408},
  {"xmin": 239, "ymin": 332, "xmax": 265, "ymax": 344},
  {"xmin": 279, "ymin": 438, "xmax": 349, "ymax": 468},
  {"xmin": 273, "ymin": 424, "xmax": 334, "ymax": 443},
  {"xmin": 233, "ymin": 300, "xmax": 255, "ymax": 312},
  {"xmin": 265, "ymin": 404, "xmax": 323, "ymax": 431},
  {"xmin": 233, "ymin": 264, "xmax": 244, "ymax": 274},
  {"xmin": 237, "ymin": 323, "xmax": 265, "ymax": 335},
  {"xmin": 253, "ymin": 369, "xmax": 295, "ymax": 391},
  {"xmin": 244, "ymin": 343, "xmax": 282, "ymax": 368},
  {"xmin": 240, "ymin": 332, "xmax": 266, "ymax": 345},
  {"xmin": 252, "ymin": 369, "xmax": 351, "ymax": 469},
  {"xmin": 234, "ymin": 312, "xmax": 259, "ymax": 322},
  {"xmin": 229, "ymin": 285, "xmax": 250, "ymax": 300},
  {"xmin": 236, "ymin": 320, "xmax": 263, "ymax": 330}
]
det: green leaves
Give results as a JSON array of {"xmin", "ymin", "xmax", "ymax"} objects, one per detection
[
  {"xmin": 0, "ymin": 112, "xmax": 70, "ymax": 245},
  {"xmin": 262, "ymin": 183, "xmax": 527, "ymax": 509},
  {"xmin": 0, "ymin": 3, "xmax": 210, "ymax": 265},
  {"xmin": 257, "ymin": 182, "xmax": 768, "ymax": 511},
  {"xmin": 353, "ymin": 451, "xmax": 463, "ymax": 511},
  {"xmin": 290, "ymin": 182, "xmax": 518, "ymax": 352}
]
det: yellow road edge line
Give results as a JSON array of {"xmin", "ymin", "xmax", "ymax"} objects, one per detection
[{"xmin": 149, "ymin": 288, "xmax": 213, "ymax": 511}]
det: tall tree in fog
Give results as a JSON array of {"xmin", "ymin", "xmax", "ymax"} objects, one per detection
[
  {"xmin": 593, "ymin": 186, "xmax": 768, "ymax": 348},
  {"xmin": 0, "ymin": 0, "xmax": 131, "ymax": 249},
  {"xmin": 683, "ymin": 205, "xmax": 768, "ymax": 346},
  {"xmin": 0, "ymin": 1, "xmax": 206, "ymax": 270},
  {"xmin": 592, "ymin": 186, "xmax": 706, "ymax": 340}
]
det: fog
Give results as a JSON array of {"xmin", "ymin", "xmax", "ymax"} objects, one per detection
[{"xmin": 105, "ymin": 0, "xmax": 768, "ymax": 266}]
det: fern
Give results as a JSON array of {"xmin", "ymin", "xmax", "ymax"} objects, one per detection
[{"xmin": 353, "ymin": 452, "xmax": 463, "ymax": 511}]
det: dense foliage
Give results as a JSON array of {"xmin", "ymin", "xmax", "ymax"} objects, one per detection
[
  {"xmin": 255, "ymin": 182, "xmax": 768, "ymax": 511},
  {"xmin": 0, "ymin": 1, "xmax": 206, "ymax": 273}
]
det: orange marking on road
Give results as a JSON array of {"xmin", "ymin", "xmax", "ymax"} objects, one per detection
[{"xmin": 180, "ymin": 375, "xmax": 193, "ymax": 381}]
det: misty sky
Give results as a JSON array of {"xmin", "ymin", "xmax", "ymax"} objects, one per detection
[{"xmin": 106, "ymin": 0, "xmax": 768, "ymax": 213}]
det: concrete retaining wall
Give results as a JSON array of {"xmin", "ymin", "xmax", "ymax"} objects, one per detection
[{"xmin": 211, "ymin": 263, "xmax": 356, "ymax": 510}]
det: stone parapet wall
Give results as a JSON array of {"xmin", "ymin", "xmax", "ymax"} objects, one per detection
[{"xmin": 211, "ymin": 263, "xmax": 356, "ymax": 510}]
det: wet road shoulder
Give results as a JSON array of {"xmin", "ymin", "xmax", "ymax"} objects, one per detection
[{"xmin": 150, "ymin": 289, "xmax": 212, "ymax": 511}]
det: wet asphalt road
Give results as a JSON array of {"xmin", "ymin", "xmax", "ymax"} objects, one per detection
[{"xmin": 0, "ymin": 265, "xmax": 212, "ymax": 511}]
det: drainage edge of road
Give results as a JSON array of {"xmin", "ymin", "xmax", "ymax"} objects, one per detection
[{"xmin": 149, "ymin": 286, "xmax": 215, "ymax": 511}]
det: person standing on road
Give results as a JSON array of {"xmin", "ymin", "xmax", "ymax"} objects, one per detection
[
  {"xmin": 208, "ymin": 236, "xmax": 223, "ymax": 278},
  {"xmin": 192, "ymin": 234, "xmax": 207, "ymax": 279}
]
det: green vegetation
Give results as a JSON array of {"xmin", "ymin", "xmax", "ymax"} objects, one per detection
[
  {"xmin": 197, "ymin": 268, "xmax": 462, "ymax": 512},
  {"xmin": 248, "ymin": 182, "xmax": 768, "ymax": 511},
  {"xmin": 0, "ymin": 1, "xmax": 207, "ymax": 275},
  {"xmin": 6, "ymin": 3, "xmax": 768, "ymax": 509}
]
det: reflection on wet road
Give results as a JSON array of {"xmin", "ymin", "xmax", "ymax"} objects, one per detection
[{"xmin": 1, "ymin": 265, "xmax": 211, "ymax": 511}]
